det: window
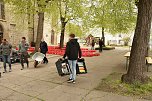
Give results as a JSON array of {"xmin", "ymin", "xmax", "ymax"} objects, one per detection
[{"xmin": 0, "ymin": 0, "xmax": 5, "ymax": 19}]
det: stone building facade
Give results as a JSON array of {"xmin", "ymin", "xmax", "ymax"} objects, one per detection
[
  {"xmin": 0, "ymin": 0, "xmax": 10, "ymax": 44},
  {"xmin": 0, "ymin": 0, "xmax": 58, "ymax": 47},
  {"xmin": 0, "ymin": 0, "xmax": 30, "ymax": 46}
]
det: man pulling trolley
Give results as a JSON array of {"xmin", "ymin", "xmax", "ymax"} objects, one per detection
[{"xmin": 62, "ymin": 33, "xmax": 82, "ymax": 84}]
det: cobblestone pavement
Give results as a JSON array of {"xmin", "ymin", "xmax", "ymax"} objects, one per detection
[{"xmin": 0, "ymin": 48, "xmax": 149, "ymax": 101}]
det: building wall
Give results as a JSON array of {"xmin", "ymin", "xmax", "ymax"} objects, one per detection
[
  {"xmin": 0, "ymin": 3, "xmax": 59, "ymax": 47},
  {"xmin": 0, "ymin": 4, "xmax": 30, "ymax": 46},
  {"xmin": 93, "ymin": 32, "xmax": 133, "ymax": 46},
  {"xmin": 43, "ymin": 15, "xmax": 61, "ymax": 46},
  {"xmin": 0, "ymin": 19, "xmax": 9, "ymax": 41},
  {"xmin": 43, "ymin": 17, "xmax": 51, "ymax": 46}
]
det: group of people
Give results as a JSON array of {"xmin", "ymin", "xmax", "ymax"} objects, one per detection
[
  {"xmin": 0, "ymin": 33, "xmax": 81, "ymax": 84},
  {"xmin": 91, "ymin": 39, "xmax": 104, "ymax": 52},
  {"xmin": 0, "ymin": 37, "xmax": 29, "ymax": 75},
  {"xmin": 0, "ymin": 34, "xmax": 101, "ymax": 84},
  {"xmin": 0, "ymin": 37, "xmax": 48, "ymax": 75}
]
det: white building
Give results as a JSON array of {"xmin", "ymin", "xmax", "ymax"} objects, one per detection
[{"xmin": 92, "ymin": 32, "xmax": 133, "ymax": 46}]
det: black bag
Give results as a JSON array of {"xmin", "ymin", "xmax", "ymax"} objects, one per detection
[
  {"xmin": 76, "ymin": 58, "xmax": 87, "ymax": 74},
  {"xmin": 55, "ymin": 59, "xmax": 71, "ymax": 76}
]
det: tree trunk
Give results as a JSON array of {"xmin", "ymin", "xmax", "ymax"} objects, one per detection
[
  {"xmin": 51, "ymin": 29, "xmax": 55, "ymax": 45},
  {"xmin": 35, "ymin": 12, "xmax": 44, "ymax": 51},
  {"xmin": 122, "ymin": 0, "xmax": 152, "ymax": 84},
  {"xmin": 59, "ymin": 22, "xmax": 66, "ymax": 48},
  {"xmin": 32, "ymin": 13, "xmax": 35, "ymax": 42},
  {"xmin": 102, "ymin": 27, "xmax": 105, "ymax": 47},
  {"xmin": 145, "ymin": 33, "xmax": 150, "ymax": 57}
]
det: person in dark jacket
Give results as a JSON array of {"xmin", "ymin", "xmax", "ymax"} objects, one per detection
[
  {"xmin": 91, "ymin": 40, "xmax": 95, "ymax": 50},
  {"xmin": 63, "ymin": 33, "xmax": 82, "ymax": 84},
  {"xmin": 40, "ymin": 38, "xmax": 48, "ymax": 64},
  {"xmin": 99, "ymin": 39, "xmax": 104, "ymax": 52}
]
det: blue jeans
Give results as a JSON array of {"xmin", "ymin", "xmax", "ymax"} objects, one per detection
[
  {"xmin": 68, "ymin": 60, "xmax": 77, "ymax": 80},
  {"xmin": 2, "ymin": 55, "xmax": 11, "ymax": 71}
]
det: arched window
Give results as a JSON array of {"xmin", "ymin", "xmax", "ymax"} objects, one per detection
[
  {"xmin": 0, "ymin": 24, "xmax": 3, "ymax": 44},
  {"xmin": 0, "ymin": 0, "xmax": 5, "ymax": 19}
]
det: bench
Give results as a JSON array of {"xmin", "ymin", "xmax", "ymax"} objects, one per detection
[
  {"xmin": 124, "ymin": 52, "xmax": 130, "ymax": 70},
  {"xmin": 124, "ymin": 52, "xmax": 152, "ymax": 72},
  {"xmin": 146, "ymin": 57, "xmax": 152, "ymax": 72}
]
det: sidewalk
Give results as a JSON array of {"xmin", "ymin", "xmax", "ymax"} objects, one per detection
[{"xmin": 0, "ymin": 47, "xmax": 149, "ymax": 101}]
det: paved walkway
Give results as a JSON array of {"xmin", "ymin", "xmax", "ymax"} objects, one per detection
[{"xmin": 0, "ymin": 48, "xmax": 150, "ymax": 101}]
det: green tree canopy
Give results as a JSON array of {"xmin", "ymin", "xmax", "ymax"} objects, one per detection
[{"xmin": 83, "ymin": 0, "xmax": 137, "ymax": 34}]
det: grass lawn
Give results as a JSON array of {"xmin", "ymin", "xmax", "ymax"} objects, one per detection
[{"xmin": 95, "ymin": 72, "xmax": 152, "ymax": 100}]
